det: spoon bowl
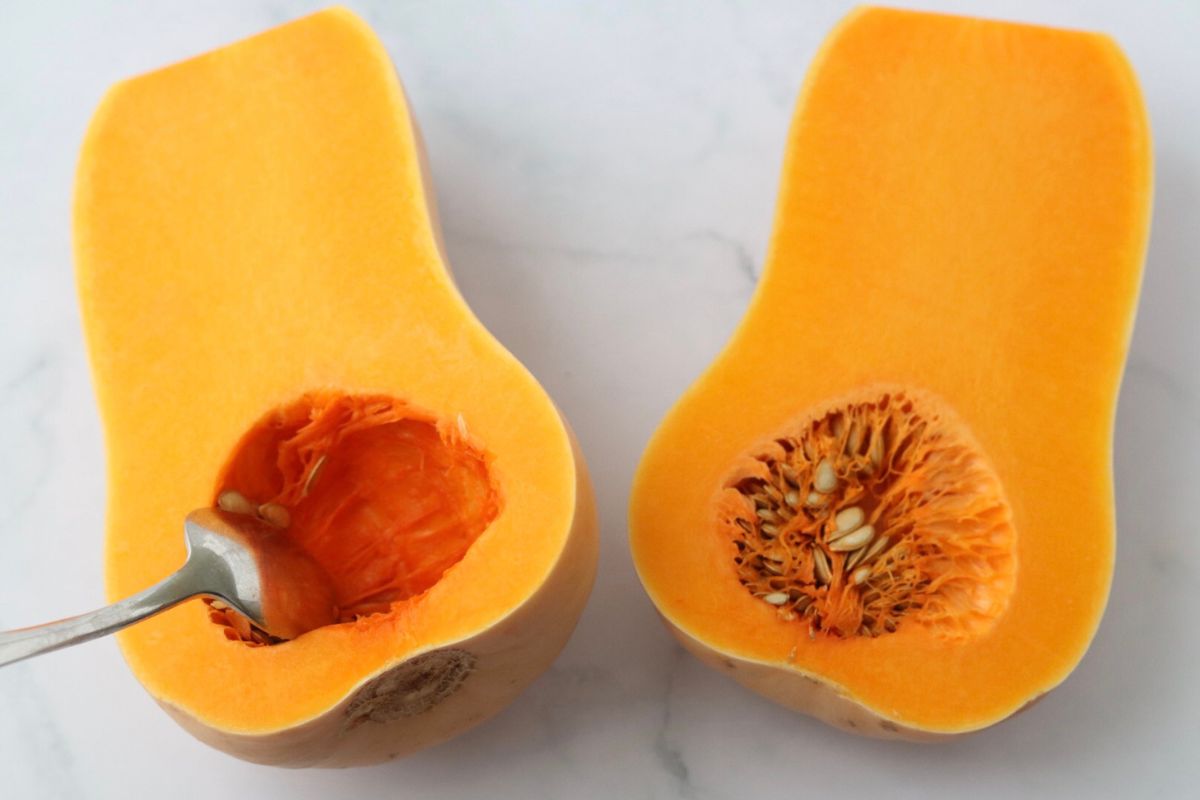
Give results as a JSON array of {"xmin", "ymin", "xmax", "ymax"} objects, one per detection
[
  {"xmin": 183, "ymin": 508, "xmax": 338, "ymax": 641},
  {"xmin": 0, "ymin": 507, "xmax": 338, "ymax": 667}
]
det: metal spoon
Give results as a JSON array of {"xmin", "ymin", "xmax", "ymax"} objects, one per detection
[{"xmin": 0, "ymin": 507, "xmax": 337, "ymax": 667}]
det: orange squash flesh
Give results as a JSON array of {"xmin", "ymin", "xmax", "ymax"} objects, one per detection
[
  {"xmin": 630, "ymin": 7, "xmax": 1150, "ymax": 737},
  {"xmin": 74, "ymin": 8, "xmax": 597, "ymax": 765}
]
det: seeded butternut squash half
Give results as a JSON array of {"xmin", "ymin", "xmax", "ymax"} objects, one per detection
[
  {"xmin": 630, "ymin": 7, "xmax": 1150, "ymax": 738},
  {"xmin": 74, "ymin": 9, "xmax": 597, "ymax": 766}
]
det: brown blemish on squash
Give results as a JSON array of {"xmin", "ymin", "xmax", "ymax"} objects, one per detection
[
  {"xmin": 880, "ymin": 720, "xmax": 899, "ymax": 732},
  {"xmin": 719, "ymin": 387, "xmax": 1016, "ymax": 640},
  {"xmin": 343, "ymin": 648, "xmax": 477, "ymax": 731},
  {"xmin": 212, "ymin": 392, "xmax": 501, "ymax": 644}
]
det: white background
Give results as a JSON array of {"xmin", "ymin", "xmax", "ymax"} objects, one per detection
[{"xmin": 2, "ymin": 1, "xmax": 1198, "ymax": 797}]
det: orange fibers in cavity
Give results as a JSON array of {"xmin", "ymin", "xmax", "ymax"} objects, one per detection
[
  {"xmin": 217, "ymin": 393, "xmax": 501, "ymax": 622},
  {"xmin": 719, "ymin": 388, "xmax": 1015, "ymax": 640}
]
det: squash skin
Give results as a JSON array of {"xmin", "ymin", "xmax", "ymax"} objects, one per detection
[
  {"xmin": 629, "ymin": 7, "xmax": 1151, "ymax": 738},
  {"xmin": 74, "ymin": 8, "xmax": 597, "ymax": 764},
  {"xmin": 669, "ymin": 625, "xmax": 939, "ymax": 742}
]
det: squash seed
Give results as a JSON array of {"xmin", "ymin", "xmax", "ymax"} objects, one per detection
[
  {"xmin": 869, "ymin": 432, "xmax": 884, "ymax": 467},
  {"xmin": 852, "ymin": 566, "xmax": 872, "ymax": 585},
  {"xmin": 756, "ymin": 507, "xmax": 780, "ymax": 523},
  {"xmin": 217, "ymin": 489, "xmax": 256, "ymax": 516},
  {"xmin": 844, "ymin": 545, "xmax": 868, "ymax": 572},
  {"xmin": 834, "ymin": 506, "xmax": 865, "ymax": 532},
  {"xmin": 812, "ymin": 548, "xmax": 832, "ymax": 584},
  {"xmin": 763, "ymin": 592, "xmax": 789, "ymax": 605},
  {"xmin": 861, "ymin": 534, "xmax": 890, "ymax": 563},
  {"xmin": 302, "ymin": 454, "xmax": 327, "ymax": 497},
  {"xmin": 781, "ymin": 464, "xmax": 800, "ymax": 487},
  {"xmin": 814, "ymin": 459, "xmax": 838, "ymax": 493},
  {"xmin": 847, "ymin": 422, "xmax": 863, "ymax": 455},
  {"xmin": 829, "ymin": 525, "xmax": 874, "ymax": 552},
  {"xmin": 257, "ymin": 503, "xmax": 291, "ymax": 528}
]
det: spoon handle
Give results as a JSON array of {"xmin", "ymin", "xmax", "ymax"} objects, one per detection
[{"xmin": 0, "ymin": 564, "xmax": 208, "ymax": 668}]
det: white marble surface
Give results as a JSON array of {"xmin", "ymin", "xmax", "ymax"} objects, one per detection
[{"xmin": 2, "ymin": 1, "xmax": 1198, "ymax": 796}]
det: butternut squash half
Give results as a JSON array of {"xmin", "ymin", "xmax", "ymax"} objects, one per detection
[
  {"xmin": 630, "ymin": 7, "xmax": 1151, "ymax": 739},
  {"xmin": 74, "ymin": 8, "xmax": 597, "ymax": 766}
]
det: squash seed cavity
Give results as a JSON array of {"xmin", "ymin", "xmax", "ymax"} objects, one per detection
[
  {"xmin": 210, "ymin": 392, "xmax": 502, "ymax": 646},
  {"xmin": 720, "ymin": 388, "xmax": 1016, "ymax": 639}
]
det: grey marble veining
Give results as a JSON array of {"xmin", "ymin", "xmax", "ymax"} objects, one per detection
[{"xmin": 2, "ymin": 1, "xmax": 1198, "ymax": 798}]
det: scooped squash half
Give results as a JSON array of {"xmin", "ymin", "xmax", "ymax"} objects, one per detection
[
  {"xmin": 74, "ymin": 8, "xmax": 597, "ymax": 766},
  {"xmin": 630, "ymin": 7, "xmax": 1150, "ymax": 738}
]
